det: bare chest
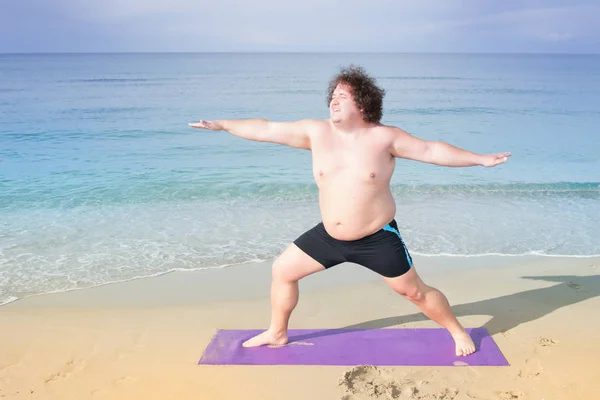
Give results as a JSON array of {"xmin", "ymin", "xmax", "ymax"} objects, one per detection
[{"xmin": 311, "ymin": 135, "xmax": 395, "ymax": 184}]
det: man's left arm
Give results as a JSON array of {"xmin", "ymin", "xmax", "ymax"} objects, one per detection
[{"xmin": 389, "ymin": 127, "xmax": 511, "ymax": 167}]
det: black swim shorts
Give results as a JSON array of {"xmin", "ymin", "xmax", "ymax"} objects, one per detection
[{"xmin": 293, "ymin": 219, "xmax": 413, "ymax": 278}]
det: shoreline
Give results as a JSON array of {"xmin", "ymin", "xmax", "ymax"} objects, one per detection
[
  {"xmin": 5, "ymin": 253, "xmax": 598, "ymax": 309},
  {"xmin": 1, "ymin": 255, "xmax": 599, "ymax": 399}
]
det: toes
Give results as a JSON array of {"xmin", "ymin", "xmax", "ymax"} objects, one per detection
[{"xmin": 456, "ymin": 346, "xmax": 477, "ymax": 356}]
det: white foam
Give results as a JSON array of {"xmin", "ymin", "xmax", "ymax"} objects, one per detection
[
  {"xmin": 0, "ymin": 258, "xmax": 269, "ymax": 307},
  {"xmin": 0, "ymin": 296, "xmax": 19, "ymax": 306},
  {"xmin": 1, "ymin": 194, "xmax": 599, "ymax": 307},
  {"xmin": 412, "ymin": 252, "xmax": 600, "ymax": 258}
]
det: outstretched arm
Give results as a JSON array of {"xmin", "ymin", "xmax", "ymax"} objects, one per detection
[
  {"xmin": 390, "ymin": 127, "xmax": 511, "ymax": 167},
  {"xmin": 188, "ymin": 119, "xmax": 313, "ymax": 150}
]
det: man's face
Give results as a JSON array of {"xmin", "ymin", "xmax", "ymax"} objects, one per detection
[{"xmin": 330, "ymin": 83, "xmax": 362, "ymax": 123}]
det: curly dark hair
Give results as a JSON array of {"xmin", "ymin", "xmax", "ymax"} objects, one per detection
[{"xmin": 326, "ymin": 65, "xmax": 386, "ymax": 124}]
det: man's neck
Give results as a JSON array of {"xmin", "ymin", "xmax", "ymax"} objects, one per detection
[{"xmin": 331, "ymin": 119, "xmax": 372, "ymax": 135}]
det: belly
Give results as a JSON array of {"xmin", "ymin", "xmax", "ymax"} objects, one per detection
[{"xmin": 318, "ymin": 182, "xmax": 396, "ymax": 240}]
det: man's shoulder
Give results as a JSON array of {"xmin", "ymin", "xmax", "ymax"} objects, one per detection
[
  {"xmin": 301, "ymin": 119, "xmax": 331, "ymax": 133},
  {"xmin": 371, "ymin": 124, "xmax": 406, "ymax": 139},
  {"xmin": 373, "ymin": 123, "xmax": 405, "ymax": 133},
  {"xmin": 302, "ymin": 118, "xmax": 329, "ymax": 127}
]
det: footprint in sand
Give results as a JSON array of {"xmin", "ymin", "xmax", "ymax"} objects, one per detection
[
  {"xmin": 499, "ymin": 391, "xmax": 525, "ymax": 399},
  {"xmin": 339, "ymin": 366, "xmax": 403, "ymax": 399},
  {"xmin": 45, "ymin": 359, "xmax": 85, "ymax": 384},
  {"xmin": 339, "ymin": 365, "xmax": 458, "ymax": 400},
  {"xmin": 518, "ymin": 358, "xmax": 543, "ymax": 378},
  {"xmin": 537, "ymin": 337, "xmax": 559, "ymax": 347},
  {"xmin": 431, "ymin": 388, "xmax": 459, "ymax": 399}
]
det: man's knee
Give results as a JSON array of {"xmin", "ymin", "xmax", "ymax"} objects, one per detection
[
  {"xmin": 272, "ymin": 256, "xmax": 297, "ymax": 283},
  {"xmin": 400, "ymin": 285, "xmax": 426, "ymax": 303},
  {"xmin": 388, "ymin": 278, "xmax": 428, "ymax": 303},
  {"xmin": 385, "ymin": 267, "xmax": 428, "ymax": 303}
]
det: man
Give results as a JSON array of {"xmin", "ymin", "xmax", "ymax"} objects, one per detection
[{"xmin": 189, "ymin": 65, "xmax": 510, "ymax": 356}]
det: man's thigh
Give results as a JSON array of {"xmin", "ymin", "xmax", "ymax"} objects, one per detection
[{"xmin": 272, "ymin": 243, "xmax": 326, "ymax": 282}]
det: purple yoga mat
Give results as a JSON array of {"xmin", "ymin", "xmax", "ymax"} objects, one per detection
[{"xmin": 198, "ymin": 328, "xmax": 508, "ymax": 366}]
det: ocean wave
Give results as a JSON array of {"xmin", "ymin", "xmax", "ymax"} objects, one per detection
[
  {"xmin": 388, "ymin": 106, "xmax": 600, "ymax": 117},
  {"xmin": 1, "ymin": 181, "xmax": 599, "ymax": 210},
  {"xmin": 388, "ymin": 107, "xmax": 498, "ymax": 115},
  {"xmin": 0, "ymin": 296, "xmax": 18, "ymax": 306},
  {"xmin": 65, "ymin": 106, "xmax": 152, "ymax": 114},
  {"xmin": 0, "ymin": 259, "xmax": 265, "ymax": 307},
  {"xmin": 413, "ymin": 252, "xmax": 600, "ymax": 258},
  {"xmin": 0, "ymin": 88, "xmax": 24, "ymax": 93},
  {"xmin": 391, "ymin": 182, "xmax": 600, "ymax": 194},
  {"xmin": 70, "ymin": 78, "xmax": 152, "ymax": 83},
  {"xmin": 3, "ymin": 252, "xmax": 598, "ymax": 307},
  {"xmin": 380, "ymin": 76, "xmax": 468, "ymax": 81}
]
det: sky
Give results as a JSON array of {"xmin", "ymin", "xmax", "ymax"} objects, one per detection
[{"xmin": 1, "ymin": 0, "xmax": 599, "ymax": 53}]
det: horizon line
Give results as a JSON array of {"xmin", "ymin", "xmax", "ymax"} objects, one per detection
[{"xmin": 1, "ymin": 51, "xmax": 599, "ymax": 56}]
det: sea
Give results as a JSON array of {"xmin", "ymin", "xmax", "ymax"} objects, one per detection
[{"xmin": 1, "ymin": 53, "xmax": 599, "ymax": 306}]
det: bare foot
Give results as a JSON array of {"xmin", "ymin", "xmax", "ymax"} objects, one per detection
[
  {"xmin": 242, "ymin": 330, "xmax": 288, "ymax": 348},
  {"xmin": 452, "ymin": 331, "xmax": 476, "ymax": 356}
]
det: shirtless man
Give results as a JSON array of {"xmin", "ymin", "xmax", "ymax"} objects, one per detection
[{"xmin": 189, "ymin": 65, "xmax": 510, "ymax": 356}]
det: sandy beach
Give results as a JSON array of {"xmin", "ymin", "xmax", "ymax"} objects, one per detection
[{"xmin": 1, "ymin": 255, "xmax": 599, "ymax": 400}]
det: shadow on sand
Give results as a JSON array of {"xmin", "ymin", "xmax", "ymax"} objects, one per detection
[{"xmin": 288, "ymin": 274, "xmax": 600, "ymax": 343}]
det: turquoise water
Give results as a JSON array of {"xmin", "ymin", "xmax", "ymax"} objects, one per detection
[{"xmin": 1, "ymin": 53, "xmax": 599, "ymax": 305}]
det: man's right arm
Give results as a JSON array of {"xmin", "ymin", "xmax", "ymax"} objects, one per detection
[{"xmin": 189, "ymin": 119, "xmax": 314, "ymax": 150}]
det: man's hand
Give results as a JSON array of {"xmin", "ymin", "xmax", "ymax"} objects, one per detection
[
  {"xmin": 186, "ymin": 118, "xmax": 312, "ymax": 149},
  {"xmin": 480, "ymin": 152, "xmax": 512, "ymax": 167},
  {"xmin": 188, "ymin": 120, "xmax": 224, "ymax": 131}
]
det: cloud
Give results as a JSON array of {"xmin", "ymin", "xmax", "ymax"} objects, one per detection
[
  {"xmin": 1, "ymin": 1, "xmax": 598, "ymax": 53},
  {"xmin": 416, "ymin": 4, "xmax": 594, "ymax": 35}
]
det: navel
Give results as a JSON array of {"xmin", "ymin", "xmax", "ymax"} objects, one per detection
[
  {"xmin": 369, "ymin": 172, "xmax": 376, "ymax": 178},
  {"xmin": 319, "ymin": 170, "xmax": 324, "ymax": 176}
]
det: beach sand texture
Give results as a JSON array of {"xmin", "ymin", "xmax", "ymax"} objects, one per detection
[{"xmin": 1, "ymin": 256, "xmax": 599, "ymax": 399}]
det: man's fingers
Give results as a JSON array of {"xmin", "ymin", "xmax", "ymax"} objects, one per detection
[
  {"xmin": 484, "ymin": 154, "xmax": 509, "ymax": 167},
  {"xmin": 493, "ymin": 152, "xmax": 511, "ymax": 162},
  {"xmin": 188, "ymin": 121, "xmax": 207, "ymax": 129},
  {"xmin": 496, "ymin": 156, "xmax": 508, "ymax": 165}
]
